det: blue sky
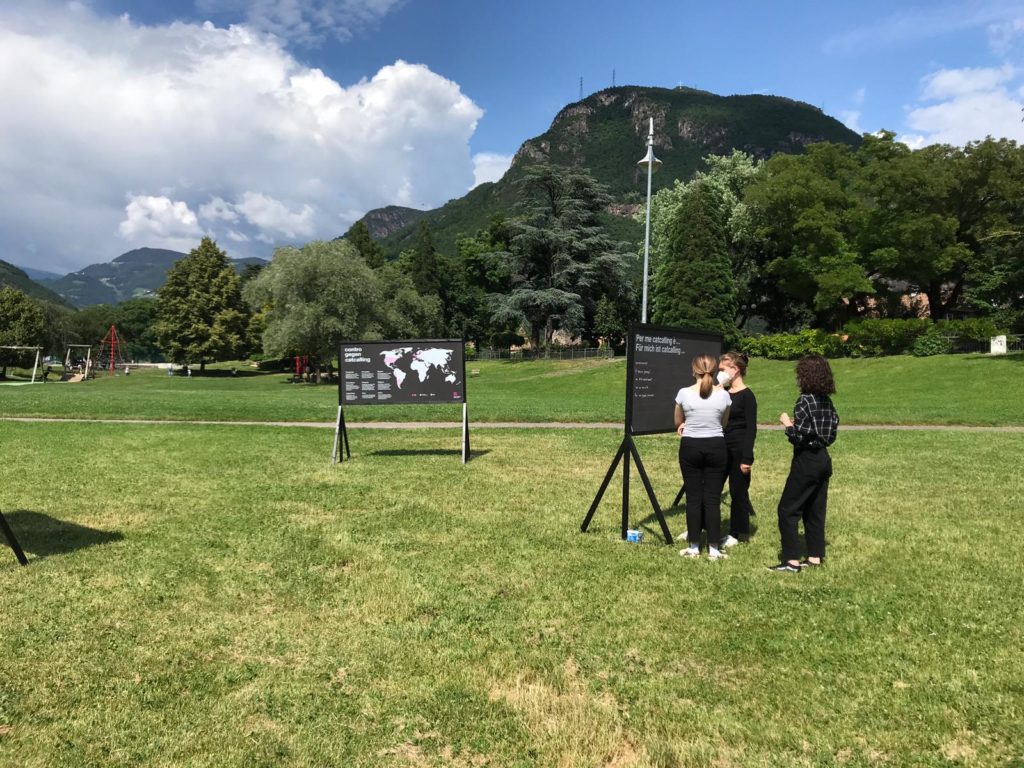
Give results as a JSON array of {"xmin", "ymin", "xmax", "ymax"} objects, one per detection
[{"xmin": 2, "ymin": 0, "xmax": 1023, "ymax": 273}]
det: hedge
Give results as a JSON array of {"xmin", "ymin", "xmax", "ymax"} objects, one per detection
[{"xmin": 739, "ymin": 318, "xmax": 1007, "ymax": 360}]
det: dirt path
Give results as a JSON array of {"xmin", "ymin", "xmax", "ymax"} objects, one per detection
[{"xmin": 1, "ymin": 416, "xmax": 1022, "ymax": 431}]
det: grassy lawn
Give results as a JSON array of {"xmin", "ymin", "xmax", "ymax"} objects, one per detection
[
  {"xmin": 1, "ymin": 421, "xmax": 1021, "ymax": 766},
  {"xmin": 1, "ymin": 352, "xmax": 1023, "ymax": 426}
]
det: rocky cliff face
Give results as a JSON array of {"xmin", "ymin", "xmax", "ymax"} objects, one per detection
[{"xmin": 359, "ymin": 206, "xmax": 426, "ymax": 239}]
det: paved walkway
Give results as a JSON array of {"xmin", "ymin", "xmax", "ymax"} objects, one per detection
[{"xmin": 1, "ymin": 416, "xmax": 1022, "ymax": 432}]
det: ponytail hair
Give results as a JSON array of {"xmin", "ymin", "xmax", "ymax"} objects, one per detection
[{"xmin": 692, "ymin": 354, "xmax": 717, "ymax": 399}]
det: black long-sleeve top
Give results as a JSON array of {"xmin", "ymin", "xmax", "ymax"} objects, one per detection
[
  {"xmin": 723, "ymin": 387, "xmax": 757, "ymax": 464},
  {"xmin": 785, "ymin": 394, "xmax": 839, "ymax": 450}
]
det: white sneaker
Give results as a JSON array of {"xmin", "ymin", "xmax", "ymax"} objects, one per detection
[
  {"xmin": 721, "ymin": 535, "xmax": 740, "ymax": 549},
  {"xmin": 707, "ymin": 548, "xmax": 727, "ymax": 561},
  {"xmin": 680, "ymin": 546, "xmax": 699, "ymax": 558}
]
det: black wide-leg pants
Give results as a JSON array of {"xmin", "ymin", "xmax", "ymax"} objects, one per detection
[
  {"xmin": 777, "ymin": 448, "xmax": 832, "ymax": 562},
  {"xmin": 679, "ymin": 436, "xmax": 728, "ymax": 546}
]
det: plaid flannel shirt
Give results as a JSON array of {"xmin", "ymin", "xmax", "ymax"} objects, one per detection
[{"xmin": 786, "ymin": 394, "xmax": 838, "ymax": 449}]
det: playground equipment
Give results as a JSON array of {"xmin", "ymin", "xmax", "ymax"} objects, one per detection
[
  {"xmin": 64, "ymin": 344, "xmax": 93, "ymax": 382},
  {"xmin": 0, "ymin": 345, "xmax": 42, "ymax": 382},
  {"xmin": 96, "ymin": 325, "xmax": 129, "ymax": 375}
]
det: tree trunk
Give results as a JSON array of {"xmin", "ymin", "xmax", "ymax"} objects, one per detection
[
  {"xmin": 925, "ymin": 283, "xmax": 944, "ymax": 321},
  {"xmin": 200, "ymin": 359, "xmax": 207, "ymax": 373}
]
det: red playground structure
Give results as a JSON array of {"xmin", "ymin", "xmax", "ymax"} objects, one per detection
[{"xmin": 97, "ymin": 325, "xmax": 130, "ymax": 375}]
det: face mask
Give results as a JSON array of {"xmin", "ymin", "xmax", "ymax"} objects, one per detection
[{"xmin": 716, "ymin": 371, "xmax": 732, "ymax": 387}]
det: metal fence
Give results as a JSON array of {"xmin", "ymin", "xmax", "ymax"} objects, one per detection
[{"xmin": 945, "ymin": 334, "xmax": 1023, "ymax": 354}]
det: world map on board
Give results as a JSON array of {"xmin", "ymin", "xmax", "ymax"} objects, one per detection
[{"xmin": 380, "ymin": 347, "xmax": 459, "ymax": 390}]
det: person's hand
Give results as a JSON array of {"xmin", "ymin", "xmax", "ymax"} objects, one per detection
[
  {"xmin": 740, "ymin": 463, "xmax": 752, "ymax": 475},
  {"xmin": 780, "ymin": 412, "xmax": 793, "ymax": 428},
  {"xmin": 676, "ymin": 424, "xmax": 685, "ymax": 437}
]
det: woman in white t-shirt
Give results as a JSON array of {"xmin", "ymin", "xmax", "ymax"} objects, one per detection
[{"xmin": 674, "ymin": 354, "xmax": 731, "ymax": 560}]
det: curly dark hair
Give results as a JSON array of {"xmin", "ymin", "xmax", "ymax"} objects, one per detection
[{"xmin": 795, "ymin": 355, "xmax": 835, "ymax": 396}]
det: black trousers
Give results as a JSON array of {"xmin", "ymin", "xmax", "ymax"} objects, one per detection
[
  {"xmin": 679, "ymin": 436, "xmax": 728, "ymax": 546},
  {"xmin": 725, "ymin": 439, "xmax": 755, "ymax": 538},
  {"xmin": 777, "ymin": 448, "xmax": 832, "ymax": 562}
]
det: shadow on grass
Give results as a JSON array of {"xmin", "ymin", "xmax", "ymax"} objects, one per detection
[
  {"xmin": 368, "ymin": 448, "xmax": 492, "ymax": 458},
  {"xmin": 1, "ymin": 510, "xmax": 123, "ymax": 563}
]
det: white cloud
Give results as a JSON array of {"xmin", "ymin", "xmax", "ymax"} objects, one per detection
[
  {"xmin": 235, "ymin": 192, "xmax": 316, "ymax": 238},
  {"xmin": 196, "ymin": 0, "xmax": 405, "ymax": 46},
  {"xmin": 838, "ymin": 110, "xmax": 863, "ymax": 133},
  {"xmin": 900, "ymin": 65, "xmax": 1024, "ymax": 147},
  {"xmin": 823, "ymin": 1, "xmax": 1024, "ymax": 54},
  {"xmin": 471, "ymin": 152, "xmax": 514, "ymax": 188},
  {"xmin": 988, "ymin": 17, "xmax": 1024, "ymax": 55},
  {"xmin": 920, "ymin": 64, "xmax": 1016, "ymax": 100},
  {"xmin": 0, "ymin": 1, "xmax": 483, "ymax": 272},
  {"xmin": 118, "ymin": 196, "xmax": 203, "ymax": 248},
  {"xmin": 199, "ymin": 196, "xmax": 240, "ymax": 223}
]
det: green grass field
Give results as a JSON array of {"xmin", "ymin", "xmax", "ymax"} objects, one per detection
[
  {"xmin": 2, "ymin": 352, "xmax": 1023, "ymax": 425},
  {"xmin": 0, "ymin": 357, "xmax": 1022, "ymax": 766}
]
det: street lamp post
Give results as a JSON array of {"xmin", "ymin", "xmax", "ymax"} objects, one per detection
[{"xmin": 636, "ymin": 117, "xmax": 662, "ymax": 324}]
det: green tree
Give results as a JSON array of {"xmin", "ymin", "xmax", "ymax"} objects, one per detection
[
  {"xmin": 649, "ymin": 150, "xmax": 764, "ymax": 329},
  {"xmin": 593, "ymin": 295, "xmax": 625, "ymax": 352},
  {"xmin": 745, "ymin": 141, "xmax": 875, "ymax": 328},
  {"xmin": 243, "ymin": 240, "xmax": 442, "ymax": 362},
  {"xmin": 405, "ymin": 221, "xmax": 440, "ymax": 296},
  {"xmin": 490, "ymin": 164, "xmax": 633, "ymax": 350},
  {"xmin": 344, "ymin": 220, "xmax": 386, "ymax": 269},
  {"xmin": 651, "ymin": 180, "xmax": 738, "ymax": 342},
  {"xmin": 0, "ymin": 287, "xmax": 46, "ymax": 377},
  {"xmin": 154, "ymin": 237, "xmax": 249, "ymax": 371},
  {"xmin": 113, "ymin": 298, "xmax": 161, "ymax": 361}
]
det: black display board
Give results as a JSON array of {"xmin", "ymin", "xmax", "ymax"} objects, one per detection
[
  {"xmin": 627, "ymin": 323, "xmax": 723, "ymax": 436},
  {"xmin": 339, "ymin": 340, "xmax": 466, "ymax": 406},
  {"xmin": 332, "ymin": 339, "xmax": 470, "ymax": 464},
  {"xmin": 581, "ymin": 323, "xmax": 723, "ymax": 543}
]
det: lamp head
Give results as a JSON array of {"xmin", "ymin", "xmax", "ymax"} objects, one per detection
[{"xmin": 637, "ymin": 146, "xmax": 662, "ymax": 172}]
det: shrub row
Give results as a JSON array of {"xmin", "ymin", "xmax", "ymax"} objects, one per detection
[{"xmin": 739, "ymin": 318, "xmax": 1006, "ymax": 359}]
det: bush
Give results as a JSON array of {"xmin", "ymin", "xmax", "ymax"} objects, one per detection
[
  {"xmin": 842, "ymin": 318, "xmax": 930, "ymax": 356},
  {"xmin": 912, "ymin": 329, "xmax": 953, "ymax": 356},
  {"xmin": 255, "ymin": 356, "xmax": 293, "ymax": 372},
  {"xmin": 740, "ymin": 329, "xmax": 846, "ymax": 360},
  {"xmin": 934, "ymin": 318, "xmax": 1005, "ymax": 344}
]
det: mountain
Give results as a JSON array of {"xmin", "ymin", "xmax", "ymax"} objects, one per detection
[
  {"xmin": 369, "ymin": 85, "xmax": 861, "ymax": 258},
  {"xmin": 0, "ymin": 260, "xmax": 76, "ymax": 309},
  {"xmin": 19, "ymin": 266, "xmax": 63, "ymax": 281},
  {"xmin": 360, "ymin": 206, "xmax": 426, "ymax": 239},
  {"xmin": 40, "ymin": 248, "xmax": 268, "ymax": 307}
]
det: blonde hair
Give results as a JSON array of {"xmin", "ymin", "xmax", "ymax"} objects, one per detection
[{"xmin": 692, "ymin": 353, "xmax": 717, "ymax": 399}]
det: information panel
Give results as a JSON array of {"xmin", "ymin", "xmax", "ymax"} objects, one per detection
[
  {"xmin": 339, "ymin": 339, "xmax": 466, "ymax": 406},
  {"xmin": 627, "ymin": 323, "xmax": 722, "ymax": 436}
]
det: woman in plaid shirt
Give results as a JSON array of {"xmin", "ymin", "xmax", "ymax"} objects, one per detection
[{"xmin": 771, "ymin": 355, "xmax": 839, "ymax": 572}]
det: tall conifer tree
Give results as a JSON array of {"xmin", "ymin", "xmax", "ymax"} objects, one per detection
[
  {"xmin": 155, "ymin": 237, "xmax": 249, "ymax": 371},
  {"xmin": 651, "ymin": 181, "xmax": 738, "ymax": 342}
]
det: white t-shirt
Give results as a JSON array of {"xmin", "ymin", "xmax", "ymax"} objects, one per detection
[{"xmin": 675, "ymin": 387, "xmax": 731, "ymax": 438}]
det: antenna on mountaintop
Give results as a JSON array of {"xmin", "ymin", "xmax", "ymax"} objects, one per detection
[
  {"xmin": 612, "ymin": 69, "xmax": 616, "ymax": 87},
  {"xmin": 579, "ymin": 76, "xmax": 583, "ymax": 101}
]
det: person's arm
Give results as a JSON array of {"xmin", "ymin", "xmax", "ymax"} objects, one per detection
[
  {"xmin": 674, "ymin": 403, "xmax": 685, "ymax": 436},
  {"xmin": 784, "ymin": 395, "xmax": 816, "ymax": 446},
  {"xmin": 741, "ymin": 391, "xmax": 757, "ymax": 467}
]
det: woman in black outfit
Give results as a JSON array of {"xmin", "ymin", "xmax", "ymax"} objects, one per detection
[
  {"xmin": 772, "ymin": 355, "xmax": 839, "ymax": 572},
  {"xmin": 718, "ymin": 352, "xmax": 756, "ymax": 548}
]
